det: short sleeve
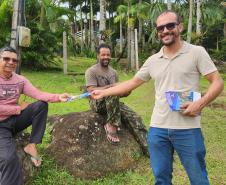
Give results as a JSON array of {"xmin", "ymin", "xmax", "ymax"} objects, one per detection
[
  {"xmin": 196, "ymin": 46, "xmax": 217, "ymax": 76},
  {"xmin": 85, "ymin": 69, "xmax": 97, "ymax": 87},
  {"xmin": 135, "ymin": 58, "xmax": 152, "ymax": 81}
]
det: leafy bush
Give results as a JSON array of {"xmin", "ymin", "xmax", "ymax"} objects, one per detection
[
  {"xmin": 0, "ymin": 0, "xmax": 13, "ymax": 47},
  {"xmin": 80, "ymin": 47, "xmax": 96, "ymax": 58},
  {"xmin": 210, "ymin": 39, "xmax": 226, "ymax": 62},
  {"xmin": 21, "ymin": 24, "xmax": 61, "ymax": 70},
  {"xmin": 110, "ymin": 58, "xmax": 119, "ymax": 69}
]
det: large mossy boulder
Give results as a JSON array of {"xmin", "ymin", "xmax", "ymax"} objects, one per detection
[{"xmin": 46, "ymin": 110, "xmax": 143, "ymax": 180}]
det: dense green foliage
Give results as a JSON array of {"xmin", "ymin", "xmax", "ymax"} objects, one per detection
[
  {"xmin": 21, "ymin": 24, "xmax": 61, "ymax": 69},
  {"xmin": 0, "ymin": 0, "xmax": 13, "ymax": 46},
  {"xmin": 211, "ymin": 39, "xmax": 226, "ymax": 61},
  {"xmin": 0, "ymin": 0, "xmax": 225, "ymax": 68}
]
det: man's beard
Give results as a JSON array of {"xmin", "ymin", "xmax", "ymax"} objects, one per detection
[
  {"xmin": 100, "ymin": 59, "xmax": 110, "ymax": 67},
  {"xmin": 160, "ymin": 32, "xmax": 178, "ymax": 46}
]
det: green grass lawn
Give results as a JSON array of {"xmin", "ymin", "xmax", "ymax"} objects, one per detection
[{"xmin": 22, "ymin": 57, "xmax": 226, "ymax": 185}]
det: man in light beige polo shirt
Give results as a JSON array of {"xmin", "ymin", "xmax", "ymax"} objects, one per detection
[{"xmin": 91, "ymin": 10, "xmax": 224, "ymax": 185}]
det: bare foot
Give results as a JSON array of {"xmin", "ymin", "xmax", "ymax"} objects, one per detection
[
  {"xmin": 104, "ymin": 123, "xmax": 120, "ymax": 143},
  {"xmin": 24, "ymin": 143, "xmax": 41, "ymax": 167}
]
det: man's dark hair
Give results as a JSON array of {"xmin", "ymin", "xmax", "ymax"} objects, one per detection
[
  {"xmin": 0, "ymin": 46, "xmax": 17, "ymax": 55},
  {"xmin": 157, "ymin": 10, "xmax": 182, "ymax": 24},
  {"xmin": 96, "ymin": 43, "xmax": 111, "ymax": 54}
]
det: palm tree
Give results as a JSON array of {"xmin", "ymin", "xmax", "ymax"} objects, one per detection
[
  {"xmin": 114, "ymin": 1, "xmax": 133, "ymax": 69},
  {"xmin": 127, "ymin": 0, "xmax": 132, "ymax": 70},
  {"xmin": 147, "ymin": 2, "xmax": 164, "ymax": 45},
  {"xmin": 79, "ymin": 3, "xmax": 84, "ymax": 51},
  {"xmin": 40, "ymin": 0, "xmax": 45, "ymax": 27},
  {"xmin": 90, "ymin": 0, "xmax": 95, "ymax": 51},
  {"xmin": 99, "ymin": 0, "xmax": 106, "ymax": 44},
  {"xmin": 114, "ymin": 4, "xmax": 127, "ymax": 53},
  {"xmin": 196, "ymin": 0, "xmax": 202, "ymax": 36},
  {"xmin": 137, "ymin": 0, "xmax": 149, "ymax": 48},
  {"xmin": 187, "ymin": 0, "xmax": 193, "ymax": 43},
  {"xmin": 39, "ymin": 0, "xmax": 73, "ymax": 30},
  {"xmin": 115, "ymin": 0, "xmax": 149, "ymax": 70},
  {"xmin": 138, "ymin": 0, "xmax": 142, "ymax": 43}
]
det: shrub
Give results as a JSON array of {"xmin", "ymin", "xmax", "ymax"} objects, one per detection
[
  {"xmin": 210, "ymin": 38, "xmax": 226, "ymax": 62},
  {"xmin": 21, "ymin": 24, "xmax": 61, "ymax": 70}
]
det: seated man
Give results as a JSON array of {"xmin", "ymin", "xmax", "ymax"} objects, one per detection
[
  {"xmin": 0, "ymin": 46, "xmax": 69, "ymax": 185},
  {"xmin": 85, "ymin": 43, "xmax": 148, "ymax": 156}
]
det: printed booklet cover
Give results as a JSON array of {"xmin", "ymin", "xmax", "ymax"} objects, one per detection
[{"xmin": 165, "ymin": 91, "xmax": 201, "ymax": 111}]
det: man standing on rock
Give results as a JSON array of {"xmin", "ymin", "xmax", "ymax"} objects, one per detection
[
  {"xmin": 0, "ymin": 46, "xmax": 69, "ymax": 185},
  {"xmin": 91, "ymin": 11, "xmax": 224, "ymax": 185},
  {"xmin": 85, "ymin": 43, "xmax": 148, "ymax": 156}
]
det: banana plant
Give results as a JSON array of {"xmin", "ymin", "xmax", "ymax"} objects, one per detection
[
  {"xmin": 40, "ymin": 0, "xmax": 73, "ymax": 30},
  {"xmin": 0, "ymin": 0, "xmax": 14, "ymax": 46}
]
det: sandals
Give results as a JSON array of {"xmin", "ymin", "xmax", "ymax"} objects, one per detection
[
  {"xmin": 30, "ymin": 155, "xmax": 42, "ymax": 167},
  {"xmin": 24, "ymin": 151, "xmax": 42, "ymax": 167},
  {"xmin": 104, "ymin": 124, "xmax": 120, "ymax": 144}
]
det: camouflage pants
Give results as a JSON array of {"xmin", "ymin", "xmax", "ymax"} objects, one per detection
[{"xmin": 89, "ymin": 96, "xmax": 149, "ymax": 156}]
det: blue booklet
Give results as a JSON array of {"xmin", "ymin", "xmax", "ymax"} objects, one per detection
[
  {"xmin": 165, "ymin": 91, "xmax": 201, "ymax": 111},
  {"xmin": 67, "ymin": 92, "xmax": 91, "ymax": 102}
]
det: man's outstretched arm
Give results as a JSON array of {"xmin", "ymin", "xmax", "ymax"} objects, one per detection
[
  {"xmin": 86, "ymin": 83, "xmax": 120, "ymax": 92},
  {"xmin": 91, "ymin": 76, "xmax": 145, "ymax": 99}
]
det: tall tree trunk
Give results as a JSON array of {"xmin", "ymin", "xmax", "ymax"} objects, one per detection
[
  {"xmin": 127, "ymin": 26, "xmax": 131, "ymax": 70},
  {"xmin": 187, "ymin": 0, "xmax": 193, "ymax": 43},
  {"xmin": 130, "ymin": 28, "xmax": 135, "ymax": 70},
  {"xmin": 120, "ymin": 19, "xmax": 123, "ymax": 53},
  {"xmin": 108, "ymin": 2, "xmax": 111, "ymax": 30},
  {"xmin": 69, "ymin": 2, "xmax": 77, "ymax": 41},
  {"xmin": 224, "ymin": 23, "xmax": 226, "ymax": 38},
  {"xmin": 40, "ymin": 1, "xmax": 45, "ymax": 27},
  {"xmin": 71, "ymin": 17, "xmax": 77, "ymax": 41},
  {"xmin": 99, "ymin": 0, "xmax": 106, "ymax": 44},
  {"xmin": 80, "ymin": 4, "xmax": 84, "ymax": 52},
  {"xmin": 216, "ymin": 37, "xmax": 219, "ymax": 51},
  {"xmin": 167, "ymin": 0, "xmax": 172, "ymax": 10},
  {"xmin": 196, "ymin": 0, "xmax": 202, "ymax": 36},
  {"xmin": 84, "ymin": 14, "xmax": 88, "ymax": 48},
  {"xmin": 127, "ymin": 2, "xmax": 131, "ymax": 70},
  {"xmin": 138, "ymin": 0, "xmax": 142, "ymax": 43},
  {"xmin": 142, "ymin": 34, "xmax": 145, "ymax": 52},
  {"xmin": 134, "ymin": 29, "xmax": 139, "ymax": 71},
  {"xmin": 90, "ymin": 0, "xmax": 95, "ymax": 51}
]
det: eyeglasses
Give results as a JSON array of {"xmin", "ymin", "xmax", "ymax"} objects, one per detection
[
  {"xmin": 0, "ymin": 56, "xmax": 19, "ymax": 64},
  {"xmin": 156, "ymin": 22, "xmax": 179, "ymax": 33}
]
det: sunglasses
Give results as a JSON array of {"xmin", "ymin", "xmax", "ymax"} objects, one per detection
[
  {"xmin": 0, "ymin": 56, "xmax": 19, "ymax": 64},
  {"xmin": 156, "ymin": 22, "xmax": 179, "ymax": 33}
]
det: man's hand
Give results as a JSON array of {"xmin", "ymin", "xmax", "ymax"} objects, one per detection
[
  {"xmin": 20, "ymin": 102, "xmax": 30, "ymax": 111},
  {"xmin": 91, "ymin": 90, "xmax": 105, "ymax": 99},
  {"xmin": 181, "ymin": 100, "xmax": 203, "ymax": 117},
  {"xmin": 59, "ymin": 93, "xmax": 70, "ymax": 102}
]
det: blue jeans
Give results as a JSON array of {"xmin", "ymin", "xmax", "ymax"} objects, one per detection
[{"xmin": 147, "ymin": 127, "xmax": 210, "ymax": 185}]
